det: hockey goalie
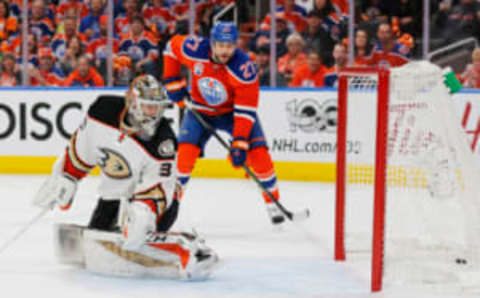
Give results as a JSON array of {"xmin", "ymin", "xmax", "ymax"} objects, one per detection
[{"xmin": 33, "ymin": 75, "xmax": 219, "ymax": 280}]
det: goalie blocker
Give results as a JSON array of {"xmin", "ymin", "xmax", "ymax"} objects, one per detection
[{"xmin": 54, "ymin": 224, "xmax": 219, "ymax": 280}]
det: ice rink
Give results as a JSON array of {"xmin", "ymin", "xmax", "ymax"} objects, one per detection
[{"xmin": 0, "ymin": 174, "xmax": 476, "ymax": 298}]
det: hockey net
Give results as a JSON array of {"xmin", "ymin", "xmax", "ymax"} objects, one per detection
[{"xmin": 335, "ymin": 61, "xmax": 480, "ymax": 293}]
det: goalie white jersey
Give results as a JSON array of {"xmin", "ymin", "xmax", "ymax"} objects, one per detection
[
  {"xmin": 35, "ymin": 77, "xmax": 219, "ymax": 280},
  {"xmin": 61, "ymin": 95, "xmax": 177, "ymax": 214}
]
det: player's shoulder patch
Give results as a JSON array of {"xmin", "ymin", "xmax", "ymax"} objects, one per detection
[
  {"xmin": 88, "ymin": 95, "xmax": 126, "ymax": 128},
  {"xmin": 226, "ymin": 49, "xmax": 258, "ymax": 84},
  {"xmin": 181, "ymin": 35, "xmax": 210, "ymax": 62},
  {"xmin": 134, "ymin": 118, "xmax": 177, "ymax": 160}
]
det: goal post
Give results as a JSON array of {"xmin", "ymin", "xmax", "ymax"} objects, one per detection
[{"xmin": 334, "ymin": 61, "xmax": 480, "ymax": 293}]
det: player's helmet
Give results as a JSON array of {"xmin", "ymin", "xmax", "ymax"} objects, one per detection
[
  {"xmin": 127, "ymin": 74, "xmax": 169, "ymax": 136},
  {"xmin": 210, "ymin": 21, "xmax": 238, "ymax": 44}
]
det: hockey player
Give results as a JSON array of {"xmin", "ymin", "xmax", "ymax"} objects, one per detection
[
  {"xmin": 163, "ymin": 22, "xmax": 285, "ymax": 224},
  {"xmin": 33, "ymin": 75, "xmax": 218, "ymax": 279}
]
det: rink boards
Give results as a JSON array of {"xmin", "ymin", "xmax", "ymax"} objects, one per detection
[{"xmin": 0, "ymin": 87, "xmax": 479, "ymax": 182}]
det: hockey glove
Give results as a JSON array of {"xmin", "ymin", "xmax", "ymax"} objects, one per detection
[
  {"xmin": 122, "ymin": 200, "xmax": 157, "ymax": 250},
  {"xmin": 164, "ymin": 77, "xmax": 188, "ymax": 107},
  {"xmin": 230, "ymin": 137, "xmax": 248, "ymax": 167},
  {"xmin": 33, "ymin": 173, "xmax": 77, "ymax": 210}
]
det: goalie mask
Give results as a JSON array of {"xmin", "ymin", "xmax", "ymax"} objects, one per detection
[{"xmin": 126, "ymin": 75, "xmax": 169, "ymax": 137}]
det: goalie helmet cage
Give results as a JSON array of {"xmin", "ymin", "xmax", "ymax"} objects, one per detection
[{"xmin": 334, "ymin": 62, "xmax": 480, "ymax": 293}]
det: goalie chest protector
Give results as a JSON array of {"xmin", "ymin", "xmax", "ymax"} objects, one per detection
[{"xmin": 69, "ymin": 95, "xmax": 178, "ymax": 200}]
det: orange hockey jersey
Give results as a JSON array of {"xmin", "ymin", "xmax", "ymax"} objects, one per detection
[{"xmin": 163, "ymin": 34, "xmax": 259, "ymax": 140}]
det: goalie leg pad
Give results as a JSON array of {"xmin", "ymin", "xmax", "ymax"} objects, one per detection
[{"xmin": 80, "ymin": 229, "xmax": 219, "ymax": 280}]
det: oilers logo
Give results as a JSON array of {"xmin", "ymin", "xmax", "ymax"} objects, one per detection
[
  {"xmin": 286, "ymin": 98, "xmax": 337, "ymax": 133},
  {"xmin": 378, "ymin": 60, "xmax": 391, "ymax": 68},
  {"xmin": 128, "ymin": 46, "xmax": 145, "ymax": 61},
  {"xmin": 95, "ymin": 45, "xmax": 108, "ymax": 59},
  {"xmin": 198, "ymin": 77, "xmax": 228, "ymax": 106}
]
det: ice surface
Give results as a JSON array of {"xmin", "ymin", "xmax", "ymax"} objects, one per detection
[{"xmin": 0, "ymin": 175, "xmax": 475, "ymax": 298}]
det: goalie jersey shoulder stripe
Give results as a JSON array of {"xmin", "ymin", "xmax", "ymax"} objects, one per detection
[
  {"xmin": 88, "ymin": 95, "xmax": 126, "ymax": 128},
  {"xmin": 86, "ymin": 95, "xmax": 177, "ymax": 160}
]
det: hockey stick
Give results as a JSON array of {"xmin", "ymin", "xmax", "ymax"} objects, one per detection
[
  {"xmin": 184, "ymin": 102, "xmax": 310, "ymax": 222},
  {"xmin": 0, "ymin": 204, "xmax": 53, "ymax": 254}
]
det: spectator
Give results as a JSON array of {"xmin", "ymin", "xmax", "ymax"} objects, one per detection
[
  {"xmin": 51, "ymin": 16, "xmax": 87, "ymax": 60},
  {"xmin": 289, "ymin": 50, "xmax": 328, "ymax": 87},
  {"xmin": 86, "ymin": 14, "xmax": 120, "ymax": 78},
  {"xmin": 59, "ymin": 35, "xmax": 84, "ymax": 76},
  {"xmin": 324, "ymin": 43, "xmax": 347, "ymax": 87},
  {"xmin": 142, "ymin": 0, "xmax": 175, "ymax": 38},
  {"xmin": 113, "ymin": 55, "xmax": 132, "ymax": 86},
  {"xmin": 433, "ymin": 0, "xmax": 480, "ymax": 46},
  {"xmin": 55, "ymin": 0, "xmax": 90, "ymax": 25},
  {"xmin": 354, "ymin": 29, "xmax": 372, "ymax": 66},
  {"xmin": 30, "ymin": 47, "xmax": 65, "ymax": 86},
  {"xmin": 10, "ymin": 0, "xmax": 55, "ymax": 21},
  {"xmin": 170, "ymin": 0, "xmax": 209, "ymax": 22},
  {"xmin": 30, "ymin": 0, "xmax": 55, "ymax": 44},
  {"xmin": 0, "ymin": 1, "xmax": 18, "ymax": 42},
  {"xmin": 390, "ymin": 0, "xmax": 419, "ymax": 37},
  {"xmin": 261, "ymin": 0, "xmax": 308, "ymax": 33},
  {"xmin": 256, "ymin": 45, "xmax": 287, "ymax": 87},
  {"xmin": 302, "ymin": 10, "xmax": 334, "ymax": 66},
  {"xmin": 460, "ymin": 48, "xmax": 480, "ymax": 88},
  {"xmin": 332, "ymin": 0, "xmax": 349, "ymax": 18},
  {"xmin": 277, "ymin": 33, "xmax": 308, "ymax": 82},
  {"xmin": 6, "ymin": 33, "xmax": 39, "ymax": 67},
  {"xmin": 63, "ymin": 6, "xmax": 80, "ymax": 21},
  {"xmin": 361, "ymin": 0, "xmax": 390, "ymax": 24},
  {"xmin": 0, "ymin": 54, "xmax": 20, "ymax": 86},
  {"xmin": 118, "ymin": 16, "xmax": 158, "ymax": 76},
  {"xmin": 368, "ymin": 22, "xmax": 410, "ymax": 68},
  {"xmin": 115, "ymin": 0, "xmax": 140, "ymax": 36},
  {"xmin": 251, "ymin": 17, "xmax": 290, "ymax": 57},
  {"xmin": 79, "ymin": 0, "xmax": 105, "ymax": 40},
  {"xmin": 22, "ymin": 33, "xmax": 41, "ymax": 66},
  {"xmin": 64, "ymin": 55, "xmax": 105, "ymax": 86},
  {"xmin": 237, "ymin": 35, "xmax": 256, "ymax": 61},
  {"xmin": 8, "ymin": 33, "xmax": 38, "ymax": 65},
  {"xmin": 311, "ymin": 0, "xmax": 343, "ymax": 41}
]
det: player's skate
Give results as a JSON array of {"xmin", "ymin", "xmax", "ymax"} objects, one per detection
[{"xmin": 266, "ymin": 202, "xmax": 286, "ymax": 225}]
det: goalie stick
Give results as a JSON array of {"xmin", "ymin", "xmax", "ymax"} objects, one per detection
[{"xmin": 184, "ymin": 101, "xmax": 310, "ymax": 222}]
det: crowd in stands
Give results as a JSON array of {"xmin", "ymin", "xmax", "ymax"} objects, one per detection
[{"xmin": 0, "ymin": 0, "xmax": 479, "ymax": 88}]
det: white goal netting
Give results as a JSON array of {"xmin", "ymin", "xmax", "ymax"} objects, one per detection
[{"xmin": 342, "ymin": 61, "xmax": 480, "ymax": 292}]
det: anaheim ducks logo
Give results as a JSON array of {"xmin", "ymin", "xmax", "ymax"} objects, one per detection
[{"xmin": 98, "ymin": 148, "xmax": 132, "ymax": 179}]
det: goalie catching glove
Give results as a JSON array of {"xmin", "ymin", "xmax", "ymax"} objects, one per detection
[{"xmin": 33, "ymin": 156, "xmax": 78, "ymax": 210}]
